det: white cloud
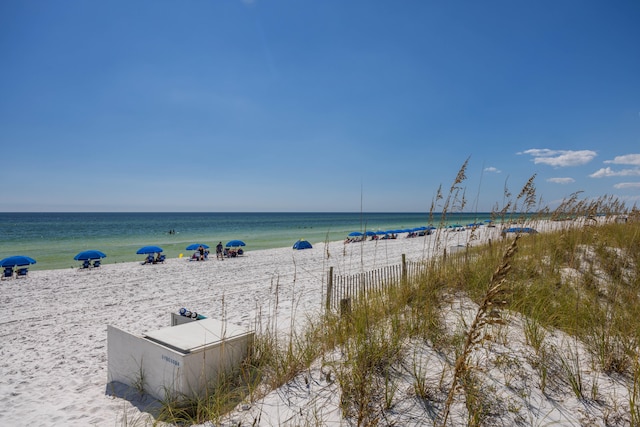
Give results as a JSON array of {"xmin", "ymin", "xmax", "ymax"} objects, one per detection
[
  {"xmin": 519, "ymin": 149, "xmax": 597, "ymax": 167},
  {"xmin": 547, "ymin": 177, "xmax": 575, "ymax": 184},
  {"xmin": 518, "ymin": 148, "xmax": 556, "ymax": 157},
  {"xmin": 589, "ymin": 167, "xmax": 640, "ymax": 178},
  {"xmin": 484, "ymin": 167, "xmax": 501, "ymax": 173},
  {"xmin": 604, "ymin": 154, "xmax": 640, "ymax": 166},
  {"xmin": 614, "ymin": 182, "xmax": 640, "ymax": 189},
  {"xmin": 590, "ymin": 167, "xmax": 615, "ymax": 178}
]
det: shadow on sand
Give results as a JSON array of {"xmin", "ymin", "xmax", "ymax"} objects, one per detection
[{"xmin": 105, "ymin": 381, "xmax": 163, "ymax": 419}]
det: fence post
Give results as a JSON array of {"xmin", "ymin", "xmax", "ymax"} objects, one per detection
[
  {"xmin": 326, "ymin": 266, "xmax": 333, "ymax": 311},
  {"xmin": 340, "ymin": 297, "xmax": 351, "ymax": 318},
  {"xmin": 401, "ymin": 253, "xmax": 407, "ymax": 285}
]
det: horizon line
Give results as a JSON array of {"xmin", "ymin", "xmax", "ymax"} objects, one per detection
[{"xmin": 0, "ymin": 210, "xmax": 502, "ymax": 214}]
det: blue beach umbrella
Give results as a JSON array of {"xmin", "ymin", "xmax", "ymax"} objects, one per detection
[
  {"xmin": 0, "ymin": 255, "xmax": 37, "ymax": 267},
  {"xmin": 225, "ymin": 240, "xmax": 246, "ymax": 247},
  {"xmin": 293, "ymin": 239, "xmax": 313, "ymax": 250},
  {"xmin": 365, "ymin": 231, "xmax": 376, "ymax": 236},
  {"xmin": 74, "ymin": 250, "xmax": 107, "ymax": 261},
  {"xmin": 136, "ymin": 245, "xmax": 164, "ymax": 254},
  {"xmin": 375, "ymin": 230, "xmax": 387, "ymax": 235},
  {"xmin": 186, "ymin": 243, "xmax": 209, "ymax": 251},
  {"xmin": 348, "ymin": 231, "xmax": 363, "ymax": 237}
]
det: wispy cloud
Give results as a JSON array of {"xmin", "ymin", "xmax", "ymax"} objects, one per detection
[
  {"xmin": 589, "ymin": 167, "xmax": 640, "ymax": 178},
  {"xmin": 614, "ymin": 182, "xmax": 640, "ymax": 189},
  {"xmin": 604, "ymin": 154, "xmax": 640, "ymax": 166},
  {"xmin": 484, "ymin": 166, "xmax": 501, "ymax": 173},
  {"xmin": 547, "ymin": 177, "xmax": 575, "ymax": 184},
  {"xmin": 518, "ymin": 149, "xmax": 597, "ymax": 167}
]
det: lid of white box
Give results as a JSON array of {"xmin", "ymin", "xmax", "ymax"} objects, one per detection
[{"xmin": 143, "ymin": 318, "xmax": 248, "ymax": 353}]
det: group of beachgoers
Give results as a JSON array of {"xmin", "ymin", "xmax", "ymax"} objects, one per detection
[
  {"xmin": 406, "ymin": 229, "xmax": 433, "ymax": 238},
  {"xmin": 345, "ymin": 229, "xmax": 440, "ymax": 243},
  {"xmin": 344, "ymin": 224, "xmax": 483, "ymax": 244},
  {"xmin": 190, "ymin": 245, "xmax": 211, "ymax": 261},
  {"xmin": 142, "ymin": 253, "xmax": 166, "ymax": 264},
  {"xmin": 190, "ymin": 242, "xmax": 244, "ymax": 261},
  {"xmin": 344, "ymin": 233, "xmax": 400, "ymax": 243}
]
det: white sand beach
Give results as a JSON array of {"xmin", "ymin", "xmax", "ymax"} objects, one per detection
[{"xmin": 0, "ymin": 221, "xmax": 634, "ymax": 426}]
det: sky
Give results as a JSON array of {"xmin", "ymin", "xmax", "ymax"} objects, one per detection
[{"xmin": 1, "ymin": 0, "xmax": 639, "ymax": 213}]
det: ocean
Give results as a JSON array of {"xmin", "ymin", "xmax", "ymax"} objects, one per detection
[{"xmin": 0, "ymin": 212, "xmax": 494, "ymax": 270}]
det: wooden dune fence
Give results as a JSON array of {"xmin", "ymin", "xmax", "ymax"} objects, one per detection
[{"xmin": 325, "ymin": 254, "xmax": 427, "ymax": 312}]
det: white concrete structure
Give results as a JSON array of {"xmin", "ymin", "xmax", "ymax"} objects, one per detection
[{"xmin": 107, "ymin": 316, "xmax": 254, "ymax": 401}]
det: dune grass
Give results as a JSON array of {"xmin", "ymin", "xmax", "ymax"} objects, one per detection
[{"xmin": 147, "ymin": 169, "xmax": 640, "ymax": 426}]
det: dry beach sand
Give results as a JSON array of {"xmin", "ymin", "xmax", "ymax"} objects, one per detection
[{"xmin": 0, "ymin": 221, "xmax": 634, "ymax": 426}]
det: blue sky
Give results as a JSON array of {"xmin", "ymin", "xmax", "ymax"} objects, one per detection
[{"xmin": 1, "ymin": 0, "xmax": 639, "ymax": 212}]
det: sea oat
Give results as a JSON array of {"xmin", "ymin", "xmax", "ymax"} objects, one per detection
[{"xmin": 440, "ymin": 236, "xmax": 519, "ymax": 426}]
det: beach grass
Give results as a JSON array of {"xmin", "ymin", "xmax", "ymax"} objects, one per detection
[{"xmin": 148, "ymin": 173, "xmax": 640, "ymax": 425}]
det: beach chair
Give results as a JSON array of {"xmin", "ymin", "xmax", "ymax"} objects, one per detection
[
  {"xmin": 81, "ymin": 260, "xmax": 91, "ymax": 269},
  {"xmin": 93, "ymin": 260, "xmax": 101, "ymax": 268},
  {"xmin": 155, "ymin": 254, "xmax": 166, "ymax": 263},
  {"xmin": 2, "ymin": 267, "xmax": 13, "ymax": 280},
  {"xmin": 143, "ymin": 254, "xmax": 154, "ymax": 265},
  {"xmin": 16, "ymin": 268, "xmax": 28, "ymax": 278}
]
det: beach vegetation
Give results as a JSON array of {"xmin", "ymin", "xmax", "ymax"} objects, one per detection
[
  {"xmin": 149, "ymin": 166, "xmax": 639, "ymax": 426},
  {"xmin": 130, "ymin": 358, "xmax": 147, "ymax": 397}
]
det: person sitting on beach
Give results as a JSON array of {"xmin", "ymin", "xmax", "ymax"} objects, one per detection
[{"xmin": 198, "ymin": 245, "xmax": 205, "ymax": 261}]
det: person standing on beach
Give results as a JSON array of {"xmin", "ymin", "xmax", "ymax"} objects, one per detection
[{"xmin": 216, "ymin": 242, "xmax": 223, "ymax": 260}]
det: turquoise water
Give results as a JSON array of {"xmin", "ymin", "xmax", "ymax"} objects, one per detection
[{"xmin": 0, "ymin": 212, "xmax": 494, "ymax": 270}]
